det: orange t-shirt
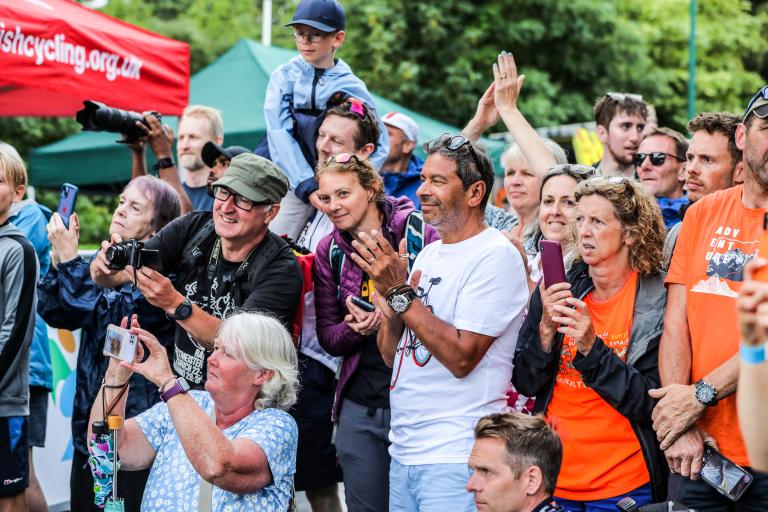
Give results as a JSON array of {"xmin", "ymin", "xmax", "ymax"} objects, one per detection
[
  {"xmin": 548, "ymin": 271, "xmax": 650, "ymax": 501},
  {"xmin": 666, "ymin": 185, "xmax": 764, "ymax": 466}
]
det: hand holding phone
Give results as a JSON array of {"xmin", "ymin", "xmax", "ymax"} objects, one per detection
[
  {"xmin": 57, "ymin": 183, "xmax": 79, "ymax": 229},
  {"xmin": 103, "ymin": 324, "xmax": 139, "ymax": 363}
]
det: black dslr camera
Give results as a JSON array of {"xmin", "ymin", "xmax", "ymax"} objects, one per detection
[
  {"xmin": 75, "ymin": 100, "xmax": 160, "ymax": 143},
  {"xmin": 105, "ymin": 240, "xmax": 162, "ymax": 272}
]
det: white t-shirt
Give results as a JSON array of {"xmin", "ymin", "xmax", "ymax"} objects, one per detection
[{"xmin": 389, "ymin": 227, "xmax": 528, "ymax": 465}]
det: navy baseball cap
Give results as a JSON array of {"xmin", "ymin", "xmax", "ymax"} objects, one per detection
[
  {"xmin": 202, "ymin": 142, "xmax": 250, "ymax": 168},
  {"xmin": 286, "ymin": 0, "xmax": 345, "ymax": 33}
]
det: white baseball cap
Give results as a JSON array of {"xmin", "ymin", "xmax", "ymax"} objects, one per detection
[{"xmin": 383, "ymin": 112, "xmax": 419, "ymax": 143}]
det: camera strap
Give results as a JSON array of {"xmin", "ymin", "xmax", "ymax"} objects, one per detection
[{"xmin": 207, "ymin": 238, "xmax": 258, "ymax": 294}]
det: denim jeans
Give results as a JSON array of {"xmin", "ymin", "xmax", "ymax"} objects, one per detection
[
  {"xmin": 554, "ymin": 483, "xmax": 653, "ymax": 512},
  {"xmin": 389, "ymin": 459, "xmax": 476, "ymax": 512}
]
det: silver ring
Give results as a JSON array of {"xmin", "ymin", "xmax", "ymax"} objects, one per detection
[{"xmin": 500, "ymin": 74, "xmax": 507, "ymax": 79}]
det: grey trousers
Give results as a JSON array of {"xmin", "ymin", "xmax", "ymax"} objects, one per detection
[{"xmin": 336, "ymin": 399, "xmax": 391, "ymax": 512}]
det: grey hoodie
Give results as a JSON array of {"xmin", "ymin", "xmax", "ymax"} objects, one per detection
[{"xmin": 0, "ymin": 221, "xmax": 38, "ymax": 417}]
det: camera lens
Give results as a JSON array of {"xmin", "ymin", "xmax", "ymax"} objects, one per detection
[{"xmin": 105, "ymin": 244, "xmax": 129, "ymax": 270}]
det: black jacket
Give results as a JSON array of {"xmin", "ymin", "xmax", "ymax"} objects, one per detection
[{"xmin": 512, "ymin": 261, "xmax": 668, "ymax": 501}]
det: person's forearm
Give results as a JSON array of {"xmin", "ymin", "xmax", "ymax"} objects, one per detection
[
  {"xmin": 157, "ymin": 166, "xmax": 193, "ymax": 215},
  {"xmin": 738, "ymin": 360, "xmax": 768, "ymax": 472},
  {"xmin": 462, "ymin": 117, "xmax": 487, "ymax": 142},
  {"xmin": 167, "ymin": 394, "xmax": 272, "ymax": 491},
  {"xmin": 702, "ymin": 354, "xmax": 739, "ymax": 399},
  {"xmin": 660, "ymin": 285, "xmax": 692, "ymax": 385},
  {"xmin": 400, "ymin": 301, "xmax": 486, "ymax": 378},
  {"xmin": 497, "ymin": 106, "xmax": 557, "ymax": 178},
  {"xmin": 376, "ymin": 315, "xmax": 405, "ymax": 367},
  {"xmin": 131, "ymin": 149, "xmax": 147, "ymax": 180},
  {"xmin": 174, "ymin": 305, "xmax": 221, "ymax": 350},
  {"xmin": 88, "ymin": 378, "xmax": 130, "ymax": 450}
]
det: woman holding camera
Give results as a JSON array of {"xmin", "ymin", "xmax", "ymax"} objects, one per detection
[
  {"xmin": 512, "ymin": 176, "xmax": 668, "ymax": 509},
  {"xmin": 313, "ymin": 154, "xmax": 439, "ymax": 511},
  {"xmin": 38, "ymin": 175, "xmax": 180, "ymax": 512},
  {"xmin": 87, "ymin": 312, "xmax": 298, "ymax": 511}
]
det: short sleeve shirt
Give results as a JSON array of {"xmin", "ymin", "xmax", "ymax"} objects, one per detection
[
  {"xmin": 666, "ymin": 185, "xmax": 764, "ymax": 465},
  {"xmin": 135, "ymin": 391, "xmax": 298, "ymax": 512}
]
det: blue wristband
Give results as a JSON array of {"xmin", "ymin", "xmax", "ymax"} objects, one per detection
[{"xmin": 740, "ymin": 342, "xmax": 767, "ymax": 365}]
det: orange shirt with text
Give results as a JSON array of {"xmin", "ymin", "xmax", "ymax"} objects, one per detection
[
  {"xmin": 548, "ymin": 271, "xmax": 650, "ymax": 501},
  {"xmin": 666, "ymin": 185, "xmax": 764, "ymax": 466}
]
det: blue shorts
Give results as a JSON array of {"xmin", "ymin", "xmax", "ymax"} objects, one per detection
[{"xmin": 0, "ymin": 416, "xmax": 29, "ymax": 497}]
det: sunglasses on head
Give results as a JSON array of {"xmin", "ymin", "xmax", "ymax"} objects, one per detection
[
  {"xmin": 744, "ymin": 85, "xmax": 768, "ymax": 119},
  {"xmin": 606, "ymin": 92, "xmax": 643, "ymax": 102},
  {"xmin": 428, "ymin": 133, "xmax": 483, "ymax": 171},
  {"xmin": 633, "ymin": 152, "xmax": 683, "ymax": 167},
  {"xmin": 323, "ymin": 152, "xmax": 364, "ymax": 166},
  {"xmin": 549, "ymin": 164, "xmax": 596, "ymax": 178}
]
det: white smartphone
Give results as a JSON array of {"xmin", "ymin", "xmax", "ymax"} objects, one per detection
[{"xmin": 103, "ymin": 324, "xmax": 138, "ymax": 362}]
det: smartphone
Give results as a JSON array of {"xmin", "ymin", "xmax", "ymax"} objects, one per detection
[
  {"xmin": 103, "ymin": 324, "xmax": 139, "ymax": 362},
  {"xmin": 540, "ymin": 240, "xmax": 567, "ymax": 289},
  {"xmin": 57, "ymin": 183, "xmax": 79, "ymax": 229},
  {"xmin": 350, "ymin": 295, "xmax": 375, "ymax": 313},
  {"xmin": 700, "ymin": 447, "xmax": 753, "ymax": 501}
]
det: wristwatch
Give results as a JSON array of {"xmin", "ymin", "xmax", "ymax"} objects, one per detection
[
  {"xmin": 694, "ymin": 379, "xmax": 718, "ymax": 406},
  {"xmin": 167, "ymin": 297, "xmax": 193, "ymax": 321},
  {"xmin": 151, "ymin": 157, "xmax": 175, "ymax": 173},
  {"xmin": 160, "ymin": 377, "xmax": 190, "ymax": 402},
  {"xmin": 387, "ymin": 287, "xmax": 417, "ymax": 314}
]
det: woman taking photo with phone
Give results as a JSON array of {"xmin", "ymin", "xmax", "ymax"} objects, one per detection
[
  {"xmin": 313, "ymin": 154, "xmax": 439, "ymax": 511},
  {"xmin": 512, "ymin": 176, "xmax": 668, "ymax": 509},
  {"xmin": 38, "ymin": 176, "xmax": 180, "ymax": 512}
]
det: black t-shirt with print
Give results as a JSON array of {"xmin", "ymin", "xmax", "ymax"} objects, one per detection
[{"xmin": 144, "ymin": 212, "xmax": 303, "ymax": 388}]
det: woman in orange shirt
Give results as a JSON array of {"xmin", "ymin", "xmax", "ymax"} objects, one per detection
[{"xmin": 513, "ymin": 176, "xmax": 668, "ymax": 510}]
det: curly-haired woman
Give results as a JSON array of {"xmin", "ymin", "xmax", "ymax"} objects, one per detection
[{"xmin": 512, "ymin": 176, "xmax": 669, "ymax": 510}]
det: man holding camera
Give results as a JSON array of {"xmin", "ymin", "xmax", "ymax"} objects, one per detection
[
  {"xmin": 92, "ymin": 153, "xmax": 303, "ymax": 388},
  {"xmin": 130, "ymin": 105, "xmax": 225, "ymax": 213}
]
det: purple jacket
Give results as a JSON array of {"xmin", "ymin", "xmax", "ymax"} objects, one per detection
[{"xmin": 313, "ymin": 196, "xmax": 440, "ymax": 421}]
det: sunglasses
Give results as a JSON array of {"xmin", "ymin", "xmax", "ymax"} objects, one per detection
[
  {"xmin": 606, "ymin": 92, "xmax": 643, "ymax": 102},
  {"xmin": 633, "ymin": 152, "xmax": 683, "ymax": 167},
  {"xmin": 213, "ymin": 186, "xmax": 262, "ymax": 212},
  {"xmin": 323, "ymin": 152, "xmax": 364, "ymax": 167},
  {"xmin": 744, "ymin": 85, "xmax": 768, "ymax": 119},
  {"xmin": 427, "ymin": 134, "xmax": 483, "ymax": 171},
  {"xmin": 549, "ymin": 164, "xmax": 596, "ymax": 178}
]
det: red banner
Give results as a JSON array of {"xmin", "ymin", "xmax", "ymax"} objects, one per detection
[{"xmin": 0, "ymin": 0, "xmax": 189, "ymax": 116}]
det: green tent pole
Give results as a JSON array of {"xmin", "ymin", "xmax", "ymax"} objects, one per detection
[{"xmin": 688, "ymin": 0, "xmax": 697, "ymax": 120}]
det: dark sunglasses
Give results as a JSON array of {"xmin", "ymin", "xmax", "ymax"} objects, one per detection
[
  {"xmin": 633, "ymin": 152, "xmax": 683, "ymax": 167},
  {"xmin": 427, "ymin": 134, "xmax": 483, "ymax": 170},
  {"xmin": 744, "ymin": 85, "xmax": 768, "ymax": 119}
]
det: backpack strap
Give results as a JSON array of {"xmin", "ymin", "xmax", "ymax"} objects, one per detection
[
  {"xmin": 405, "ymin": 210, "xmax": 425, "ymax": 272},
  {"xmin": 181, "ymin": 219, "xmax": 216, "ymax": 270}
]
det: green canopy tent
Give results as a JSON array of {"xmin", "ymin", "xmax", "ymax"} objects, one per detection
[{"xmin": 29, "ymin": 39, "xmax": 506, "ymax": 188}]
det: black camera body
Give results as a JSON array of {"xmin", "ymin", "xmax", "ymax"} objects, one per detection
[
  {"xmin": 105, "ymin": 240, "xmax": 161, "ymax": 272},
  {"xmin": 76, "ymin": 100, "xmax": 160, "ymax": 142}
]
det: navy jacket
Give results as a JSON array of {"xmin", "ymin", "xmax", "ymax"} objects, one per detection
[
  {"xmin": 37, "ymin": 255, "xmax": 175, "ymax": 455},
  {"xmin": 380, "ymin": 154, "xmax": 424, "ymax": 209}
]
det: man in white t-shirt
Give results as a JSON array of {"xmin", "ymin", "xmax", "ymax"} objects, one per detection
[{"xmin": 350, "ymin": 133, "xmax": 529, "ymax": 511}]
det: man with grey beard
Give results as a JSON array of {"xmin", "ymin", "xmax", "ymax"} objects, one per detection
[
  {"xmin": 651, "ymin": 85, "xmax": 768, "ymax": 510},
  {"xmin": 350, "ymin": 134, "xmax": 529, "ymax": 510}
]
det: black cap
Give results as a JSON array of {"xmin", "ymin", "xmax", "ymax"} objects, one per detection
[
  {"xmin": 201, "ymin": 142, "xmax": 251, "ymax": 168},
  {"xmin": 286, "ymin": 0, "xmax": 345, "ymax": 32}
]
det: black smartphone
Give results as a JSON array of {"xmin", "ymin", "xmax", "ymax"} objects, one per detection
[
  {"xmin": 540, "ymin": 240, "xmax": 567, "ymax": 288},
  {"xmin": 350, "ymin": 295, "xmax": 375, "ymax": 313},
  {"xmin": 700, "ymin": 447, "xmax": 753, "ymax": 501},
  {"xmin": 57, "ymin": 183, "xmax": 79, "ymax": 229}
]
